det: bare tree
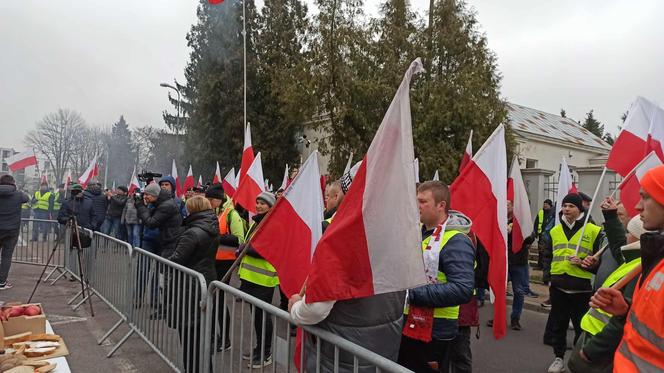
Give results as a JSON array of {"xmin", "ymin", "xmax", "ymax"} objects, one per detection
[
  {"xmin": 132, "ymin": 126, "xmax": 160, "ymax": 172},
  {"xmin": 25, "ymin": 109, "xmax": 86, "ymax": 184},
  {"xmin": 70, "ymin": 126, "xmax": 109, "ymax": 178}
]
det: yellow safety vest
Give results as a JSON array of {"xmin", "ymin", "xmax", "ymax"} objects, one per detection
[
  {"xmin": 22, "ymin": 202, "xmax": 31, "ymax": 210},
  {"xmin": 404, "ymin": 230, "xmax": 463, "ymax": 320},
  {"xmin": 537, "ymin": 209, "xmax": 544, "ymax": 234},
  {"xmin": 238, "ymin": 221, "xmax": 279, "ymax": 287},
  {"xmin": 33, "ymin": 191, "xmax": 52, "ymax": 211},
  {"xmin": 550, "ymin": 223, "xmax": 601, "ymax": 280},
  {"xmin": 580, "ymin": 257, "xmax": 641, "ymax": 335},
  {"xmin": 53, "ymin": 192, "xmax": 61, "ymax": 211}
]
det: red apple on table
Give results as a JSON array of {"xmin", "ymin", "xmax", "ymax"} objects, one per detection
[
  {"xmin": 24, "ymin": 305, "xmax": 41, "ymax": 316},
  {"xmin": 8, "ymin": 306, "xmax": 26, "ymax": 317}
]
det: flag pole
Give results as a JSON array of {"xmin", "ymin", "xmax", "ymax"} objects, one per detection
[
  {"xmin": 242, "ymin": 0, "xmax": 247, "ymax": 130},
  {"xmin": 574, "ymin": 166, "xmax": 607, "ymax": 256},
  {"xmin": 609, "ymin": 264, "xmax": 641, "ymax": 290}
]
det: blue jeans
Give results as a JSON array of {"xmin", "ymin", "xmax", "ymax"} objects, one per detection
[
  {"xmin": 509, "ymin": 264, "xmax": 529, "ymax": 320},
  {"xmin": 126, "ymin": 224, "xmax": 141, "ymax": 248},
  {"xmin": 135, "ymin": 239, "xmax": 160, "ymax": 307},
  {"xmin": 101, "ymin": 217, "xmax": 122, "ymax": 238}
]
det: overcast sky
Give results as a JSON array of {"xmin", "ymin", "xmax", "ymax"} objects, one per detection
[{"xmin": 2, "ymin": 0, "xmax": 663, "ymax": 150}]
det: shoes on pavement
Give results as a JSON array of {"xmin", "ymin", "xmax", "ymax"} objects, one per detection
[
  {"xmin": 486, "ymin": 319, "xmax": 493, "ymax": 327},
  {"xmin": 547, "ymin": 357, "xmax": 565, "ymax": 373},
  {"xmin": 526, "ymin": 290, "xmax": 539, "ymax": 298},
  {"xmin": 216, "ymin": 337, "xmax": 231, "ymax": 352},
  {"xmin": 249, "ymin": 354, "xmax": 272, "ymax": 369},
  {"xmin": 506, "ymin": 291, "xmax": 513, "ymax": 297},
  {"xmin": 510, "ymin": 318, "xmax": 522, "ymax": 331},
  {"xmin": 0, "ymin": 282, "xmax": 13, "ymax": 290},
  {"xmin": 541, "ymin": 299, "xmax": 551, "ymax": 309}
]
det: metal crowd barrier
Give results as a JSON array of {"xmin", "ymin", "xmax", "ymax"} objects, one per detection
[
  {"xmin": 13, "ymin": 218, "xmax": 68, "ymax": 283},
  {"xmin": 203, "ymin": 281, "xmax": 412, "ymax": 373}
]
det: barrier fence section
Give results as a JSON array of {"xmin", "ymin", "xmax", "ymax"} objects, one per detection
[
  {"xmin": 14, "ymin": 218, "xmax": 67, "ymax": 283},
  {"xmin": 203, "ymin": 281, "xmax": 413, "ymax": 373}
]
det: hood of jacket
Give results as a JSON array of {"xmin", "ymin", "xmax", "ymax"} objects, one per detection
[
  {"xmin": 160, "ymin": 176, "xmax": 177, "ymax": 197},
  {"xmin": 84, "ymin": 188, "xmax": 102, "ymax": 197},
  {"xmin": 155, "ymin": 188, "xmax": 174, "ymax": 205},
  {"xmin": 0, "ymin": 184, "xmax": 18, "ymax": 197},
  {"xmin": 446, "ymin": 210, "xmax": 472, "ymax": 234},
  {"xmin": 184, "ymin": 209, "xmax": 218, "ymax": 236}
]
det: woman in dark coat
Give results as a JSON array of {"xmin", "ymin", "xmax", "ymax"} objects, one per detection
[{"xmin": 168, "ymin": 195, "xmax": 218, "ymax": 373}]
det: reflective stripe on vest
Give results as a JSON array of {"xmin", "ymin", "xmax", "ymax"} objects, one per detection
[
  {"xmin": 404, "ymin": 230, "xmax": 463, "ymax": 320},
  {"xmin": 549, "ymin": 223, "xmax": 601, "ymax": 280},
  {"xmin": 22, "ymin": 203, "xmax": 30, "ymax": 210},
  {"xmin": 580, "ymin": 257, "xmax": 641, "ymax": 335},
  {"xmin": 53, "ymin": 192, "xmax": 61, "ymax": 211},
  {"xmin": 238, "ymin": 221, "xmax": 279, "ymax": 287},
  {"xmin": 33, "ymin": 191, "xmax": 51, "ymax": 211},
  {"xmin": 537, "ymin": 209, "xmax": 544, "ymax": 234},
  {"xmin": 614, "ymin": 259, "xmax": 664, "ymax": 372}
]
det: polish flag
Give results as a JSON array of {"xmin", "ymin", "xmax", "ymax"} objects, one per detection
[
  {"xmin": 233, "ymin": 152, "xmax": 266, "ymax": 214},
  {"xmin": 432, "ymin": 170, "xmax": 439, "ymax": 181},
  {"xmin": 305, "ymin": 58, "xmax": 427, "ymax": 303},
  {"xmin": 450, "ymin": 124, "xmax": 508, "ymax": 339},
  {"xmin": 279, "ymin": 164, "xmax": 289, "ymax": 191},
  {"xmin": 6, "ymin": 150, "xmax": 38, "ymax": 172},
  {"xmin": 128, "ymin": 167, "xmax": 140, "ymax": 194},
  {"xmin": 251, "ymin": 151, "xmax": 324, "ymax": 298},
  {"xmin": 606, "ymin": 97, "xmax": 658, "ymax": 176},
  {"xmin": 222, "ymin": 167, "xmax": 237, "ymax": 198},
  {"xmin": 172, "ymin": 160, "xmax": 182, "ymax": 197},
  {"xmin": 64, "ymin": 169, "xmax": 72, "ymax": 190},
  {"xmin": 646, "ymin": 102, "xmax": 664, "ymax": 161},
  {"xmin": 239, "ymin": 123, "xmax": 255, "ymax": 185},
  {"xmin": 555, "ymin": 157, "xmax": 576, "ymax": 222},
  {"xmin": 413, "ymin": 158, "xmax": 420, "ymax": 183},
  {"xmin": 78, "ymin": 156, "xmax": 98, "ymax": 189},
  {"xmin": 507, "ymin": 156, "xmax": 533, "ymax": 253},
  {"xmin": 212, "ymin": 162, "xmax": 222, "ymax": 184},
  {"xmin": 197, "ymin": 175, "xmax": 203, "ymax": 188},
  {"xmin": 208, "ymin": 0, "xmax": 224, "ymax": 4},
  {"xmin": 459, "ymin": 130, "xmax": 473, "ymax": 173},
  {"xmin": 182, "ymin": 165, "xmax": 195, "ymax": 193},
  {"xmin": 618, "ymin": 151, "xmax": 663, "ymax": 217}
]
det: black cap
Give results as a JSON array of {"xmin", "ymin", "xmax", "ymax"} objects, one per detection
[
  {"xmin": 205, "ymin": 184, "xmax": 225, "ymax": 200},
  {"xmin": 544, "ymin": 199, "xmax": 553, "ymax": 206},
  {"xmin": 562, "ymin": 193, "xmax": 584, "ymax": 212}
]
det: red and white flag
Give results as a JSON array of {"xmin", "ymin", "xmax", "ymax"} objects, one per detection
[
  {"xmin": 239, "ymin": 123, "xmax": 255, "ymax": 185},
  {"xmin": 128, "ymin": 167, "xmax": 140, "ymax": 194},
  {"xmin": 555, "ymin": 157, "xmax": 576, "ymax": 222},
  {"xmin": 182, "ymin": 165, "xmax": 195, "ymax": 192},
  {"xmin": 172, "ymin": 160, "xmax": 182, "ymax": 197},
  {"xmin": 233, "ymin": 152, "xmax": 266, "ymax": 214},
  {"xmin": 450, "ymin": 124, "xmax": 508, "ymax": 339},
  {"xmin": 305, "ymin": 58, "xmax": 427, "ymax": 303},
  {"xmin": 279, "ymin": 164, "xmax": 289, "ymax": 191},
  {"xmin": 607, "ymin": 97, "xmax": 660, "ymax": 176},
  {"xmin": 212, "ymin": 162, "xmax": 222, "ymax": 184},
  {"xmin": 459, "ymin": 130, "xmax": 473, "ymax": 173},
  {"xmin": 208, "ymin": 0, "xmax": 224, "ymax": 4},
  {"xmin": 6, "ymin": 150, "xmax": 38, "ymax": 172},
  {"xmin": 197, "ymin": 175, "xmax": 203, "ymax": 188},
  {"xmin": 222, "ymin": 167, "xmax": 237, "ymax": 198},
  {"xmin": 64, "ymin": 169, "xmax": 72, "ymax": 190},
  {"xmin": 251, "ymin": 151, "xmax": 324, "ymax": 297},
  {"xmin": 507, "ymin": 156, "xmax": 533, "ymax": 253},
  {"xmin": 78, "ymin": 156, "xmax": 98, "ymax": 188},
  {"xmin": 646, "ymin": 102, "xmax": 664, "ymax": 161},
  {"xmin": 618, "ymin": 151, "xmax": 663, "ymax": 217}
]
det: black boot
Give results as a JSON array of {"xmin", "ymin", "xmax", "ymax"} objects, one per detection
[{"xmin": 511, "ymin": 317, "xmax": 522, "ymax": 331}]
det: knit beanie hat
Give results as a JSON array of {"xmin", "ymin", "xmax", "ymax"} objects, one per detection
[
  {"xmin": 561, "ymin": 193, "xmax": 584, "ymax": 212},
  {"xmin": 543, "ymin": 199, "xmax": 553, "ymax": 207},
  {"xmin": 256, "ymin": 191, "xmax": 276, "ymax": 207},
  {"xmin": 144, "ymin": 183, "xmax": 161, "ymax": 197},
  {"xmin": 205, "ymin": 184, "xmax": 225, "ymax": 200},
  {"xmin": 626, "ymin": 215, "xmax": 646, "ymax": 240},
  {"xmin": 640, "ymin": 164, "xmax": 664, "ymax": 206},
  {"xmin": 70, "ymin": 183, "xmax": 83, "ymax": 192}
]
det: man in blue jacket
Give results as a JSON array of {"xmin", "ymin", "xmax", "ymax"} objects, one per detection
[
  {"xmin": 158, "ymin": 176, "xmax": 187, "ymax": 218},
  {"xmin": 398, "ymin": 181, "xmax": 476, "ymax": 373}
]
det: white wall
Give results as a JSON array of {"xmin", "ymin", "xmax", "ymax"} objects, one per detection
[{"xmin": 516, "ymin": 138, "xmax": 606, "ymax": 172}]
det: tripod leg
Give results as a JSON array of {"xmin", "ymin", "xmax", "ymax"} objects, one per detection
[
  {"xmin": 73, "ymin": 226, "xmax": 95, "ymax": 317},
  {"xmin": 27, "ymin": 236, "xmax": 61, "ymax": 303}
]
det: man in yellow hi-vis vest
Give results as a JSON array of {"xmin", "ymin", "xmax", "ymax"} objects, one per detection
[
  {"xmin": 546, "ymin": 193, "xmax": 603, "ymax": 373},
  {"xmin": 398, "ymin": 181, "xmax": 475, "ymax": 372},
  {"xmin": 31, "ymin": 181, "xmax": 54, "ymax": 241}
]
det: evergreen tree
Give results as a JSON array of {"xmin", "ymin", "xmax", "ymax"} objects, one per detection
[
  {"xmin": 413, "ymin": 0, "xmax": 507, "ymax": 182},
  {"xmin": 603, "ymin": 132, "xmax": 614, "ymax": 145},
  {"xmin": 108, "ymin": 116, "xmax": 135, "ymax": 187},
  {"xmin": 560, "ymin": 108, "xmax": 566, "ymax": 118},
  {"xmin": 582, "ymin": 109, "xmax": 605, "ymax": 138}
]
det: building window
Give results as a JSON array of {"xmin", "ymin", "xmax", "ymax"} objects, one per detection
[
  {"xmin": 2, "ymin": 150, "xmax": 9, "ymax": 159},
  {"xmin": 525, "ymin": 158, "xmax": 538, "ymax": 168},
  {"xmin": 1, "ymin": 163, "xmax": 8, "ymax": 172}
]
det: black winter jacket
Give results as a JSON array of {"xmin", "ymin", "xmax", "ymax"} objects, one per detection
[
  {"xmin": 57, "ymin": 195, "xmax": 97, "ymax": 230},
  {"xmin": 84, "ymin": 188, "xmax": 108, "ymax": 229},
  {"xmin": 135, "ymin": 189, "xmax": 184, "ymax": 258},
  {"xmin": 106, "ymin": 194, "xmax": 128, "ymax": 219},
  {"xmin": 168, "ymin": 209, "xmax": 219, "ymax": 285},
  {"xmin": 0, "ymin": 185, "xmax": 29, "ymax": 232}
]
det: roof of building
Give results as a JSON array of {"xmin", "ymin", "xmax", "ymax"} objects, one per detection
[{"xmin": 507, "ymin": 102, "xmax": 610, "ymax": 151}]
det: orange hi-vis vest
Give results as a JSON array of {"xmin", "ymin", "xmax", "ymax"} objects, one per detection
[
  {"xmin": 613, "ymin": 258, "xmax": 664, "ymax": 372},
  {"xmin": 216, "ymin": 209, "xmax": 236, "ymax": 261}
]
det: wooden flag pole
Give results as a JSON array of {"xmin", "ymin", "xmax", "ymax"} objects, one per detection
[
  {"xmin": 610, "ymin": 264, "xmax": 642, "ymax": 290},
  {"xmin": 574, "ymin": 166, "xmax": 607, "ymax": 256}
]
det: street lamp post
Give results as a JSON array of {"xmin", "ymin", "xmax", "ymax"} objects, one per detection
[{"xmin": 160, "ymin": 82, "xmax": 181, "ymax": 159}]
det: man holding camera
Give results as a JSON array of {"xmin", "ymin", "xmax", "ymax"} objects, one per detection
[
  {"xmin": 57, "ymin": 184, "xmax": 97, "ymax": 231},
  {"xmin": 135, "ymin": 183, "xmax": 183, "ymax": 259}
]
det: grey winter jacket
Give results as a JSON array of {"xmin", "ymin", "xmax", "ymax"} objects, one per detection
[
  {"xmin": 135, "ymin": 189, "xmax": 183, "ymax": 258},
  {"xmin": 305, "ymin": 291, "xmax": 406, "ymax": 373},
  {"xmin": 121, "ymin": 199, "xmax": 140, "ymax": 225},
  {"xmin": 407, "ymin": 210, "xmax": 476, "ymax": 341},
  {"xmin": 83, "ymin": 187, "xmax": 107, "ymax": 230},
  {"xmin": 0, "ymin": 185, "xmax": 29, "ymax": 232}
]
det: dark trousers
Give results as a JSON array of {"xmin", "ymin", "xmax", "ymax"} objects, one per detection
[
  {"xmin": 215, "ymin": 260, "xmax": 234, "ymax": 344},
  {"xmin": 550, "ymin": 286, "xmax": 591, "ymax": 358},
  {"xmin": 0, "ymin": 231, "xmax": 19, "ymax": 284},
  {"xmin": 449, "ymin": 326, "xmax": 472, "ymax": 373},
  {"xmin": 398, "ymin": 335, "xmax": 451, "ymax": 373},
  {"xmin": 509, "ymin": 264, "xmax": 529, "ymax": 320},
  {"xmin": 177, "ymin": 319, "xmax": 202, "ymax": 373},
  {"xmin": 240, "ymin": 280, "xmax": 274, "ymax": 355}
]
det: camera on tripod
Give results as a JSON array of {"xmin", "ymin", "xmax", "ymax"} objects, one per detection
[{"xmin": 137, "ymin": 171, "xmax": 162, "ymax": 184}]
